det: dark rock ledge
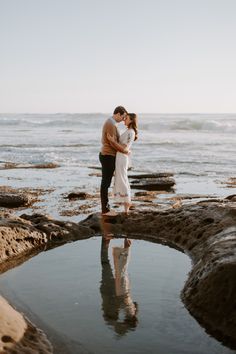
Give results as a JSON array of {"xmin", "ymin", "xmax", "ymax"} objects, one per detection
[{"xmin": 0, "ymin": 200, "xmax": 236, "ymax": 352}]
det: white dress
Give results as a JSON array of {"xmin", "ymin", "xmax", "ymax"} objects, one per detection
[
  {"xmin": 113, "ymin": 129, "xmax": 135, "ymax": 203},
  {"xmin": 112, "ymin": 246, "xmax": 137, "ymax": 318},
  {"xmin": 112, "ymin": 246, "xmax": 130, "ymax": 297}
]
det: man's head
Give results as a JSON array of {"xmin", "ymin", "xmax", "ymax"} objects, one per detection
[{"xmin": 113, "ymin": 106, "xmax": 128, "ymax": 123}]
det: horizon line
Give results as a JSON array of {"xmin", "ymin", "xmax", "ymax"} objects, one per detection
[{"xmin": 0, "ymin": 112, "xmax": 236, "ymax": 115}]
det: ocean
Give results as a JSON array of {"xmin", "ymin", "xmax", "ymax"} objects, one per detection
[{"xmin": 0, "ymin": 113, "xmax": 235, "ymax": 219}]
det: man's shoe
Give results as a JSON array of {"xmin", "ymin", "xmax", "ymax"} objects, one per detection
[{"xmin": 102, "ymin": 210, "xmax": 118, "ymax": 216}]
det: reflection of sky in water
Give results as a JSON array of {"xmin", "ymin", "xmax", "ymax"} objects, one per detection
[{"xmin": 0, "ymin": 237, "xmax": 234, "ymax": 354}]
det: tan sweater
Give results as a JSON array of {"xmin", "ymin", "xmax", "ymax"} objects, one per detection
[{"xmin": 101, "ymin": 118, "xmax": 120, "ymax": 156}]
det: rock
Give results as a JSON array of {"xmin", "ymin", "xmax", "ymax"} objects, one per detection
[
  {"xmin": 220, "ymin": 177, "xmax": 236, "ymax": 188},
  {"xmin": 225, "ymin": 194, "xmax": 236, "ymax": 202},
  {"xmin": 0, "ymin": 193, "xmax": 32, "ymax": 208},
  {"xmin": 0, "ymin": 296, "xmax": 52, "ymax": 353},
  {"xmin": 166, "ymin": 194, "xmax": 215, "ymax": 201},
  {"xmin": 88, "ymin": 166, "xmax": 101, "ymax": 170},
  {"xmin": 0, "ymin": 218, "xmax": 46, "ymax": 266},
  {"xmin": 0, "ymin": 213, "xmax": 95, "ymax": 269},
  {"xmin": 172, "ymin": 200, "xmax": 182, "ymax": 209},
  {"xmin": 1, "ymin": 162, "xmax": 59, "ymax": 170},
  {"xmin": 20, "ymin": 213, "xmax": 95, "ymax": 244},
  {"xmin": 227, "ymin": 177, "xmax": 236, "ymax": 186},
  {"xmin": 134, "ymin": 191, "xmax": 152, "ymax": 196},
  {"xmin": 66, "ymin": 192, "xmax": 90, "ymax": 200},
  {"xmin": 80, "ymin": 213, "xmax": 102, "ymax": 233},
  {"xmin": 130, "ymin": 177, "xmax": 175, "ymax": 191},
  {"xmin": 182, "ymin": 226, "xmax": 236, "ymax": 349},
  {"xmin": 129, "ymin": 172, "xmax": 174, "ymax": 179},
  {"xmin": 133, "ymin": 191, "xmax": 157, "ymax": 203},
  {"xmin": 89, "ymin": 172, "xmax": 102, "ymax": 177}
]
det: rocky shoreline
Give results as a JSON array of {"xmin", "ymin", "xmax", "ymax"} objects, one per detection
[{"xmin": 0, "ymin": 187, "xmax": 236, "ymax": 352}]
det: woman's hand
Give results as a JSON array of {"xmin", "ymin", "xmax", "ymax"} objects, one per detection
[{"xmin": 124, "ymin": 238, "xmax": 132, "ymax": 248}]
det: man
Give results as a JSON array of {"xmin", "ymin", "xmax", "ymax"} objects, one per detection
[{"xmin": 99, "ymin": 106, "xmax": 128, "ymax": 216}]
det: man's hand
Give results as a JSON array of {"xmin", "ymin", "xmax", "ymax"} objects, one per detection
[
  {"xmin": 107, "ymin": 133, "xmax": 115, "ymax": 142},
  {"xmin": 107, "ymin": 133, "xmax": 129, "ymax": 154}
]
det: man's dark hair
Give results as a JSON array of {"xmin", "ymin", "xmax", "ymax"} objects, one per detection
[{"xmin": 113, "ymin": 106, "xmax": 128, "ymax": 115}]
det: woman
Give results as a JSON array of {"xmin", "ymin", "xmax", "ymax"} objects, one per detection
[
  {"xmin": 100, "ymin": 237, "xmax": 138, "ymax": 336},
  {"xmin": 107, "ymin": 113, "xmax": 138, "ymax": 214}
]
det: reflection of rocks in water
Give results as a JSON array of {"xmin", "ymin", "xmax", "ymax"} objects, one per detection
[{"xmin": 100, "ymin": 238, "xmax": 138, "ymax": 336}]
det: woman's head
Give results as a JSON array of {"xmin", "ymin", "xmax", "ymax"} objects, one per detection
[{"xmin": 125, "ymin": 113, "xmax": 138, "ymax": 141}]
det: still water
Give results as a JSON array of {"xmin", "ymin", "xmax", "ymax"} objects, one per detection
[{"xmin": 0, "ymin": 237, "xmax": 234, "ymax": 354}]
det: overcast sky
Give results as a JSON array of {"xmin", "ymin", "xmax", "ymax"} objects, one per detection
[{"xmin": 0, "ymin": 0, "xmax": 236, "ymax": 113}]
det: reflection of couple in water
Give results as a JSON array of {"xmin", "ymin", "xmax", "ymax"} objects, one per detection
[
  {"xmin": 100, "ymin": 236, "xmax": 138, "ymax": 336},
  {"xmin": 99, "ymin": 105, "xmax": 138, "ymax": 216},
  {"xmin": 99, "ymin": 105, "xmax": 138, "ymax": 335}
]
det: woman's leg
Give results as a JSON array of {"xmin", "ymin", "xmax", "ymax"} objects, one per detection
[{"xmin": 124, "ymin": 202, "xmax": 131, "ymax": 214}]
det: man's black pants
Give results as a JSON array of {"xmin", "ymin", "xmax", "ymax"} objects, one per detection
[{"xmin": 99, "ymin": 153, "xmax": 116, "ymax": 213}]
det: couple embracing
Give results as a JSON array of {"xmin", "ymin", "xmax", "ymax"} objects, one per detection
[{"xmin": 99, "ymin": 106, "xmax": 138, "ymax": 216}]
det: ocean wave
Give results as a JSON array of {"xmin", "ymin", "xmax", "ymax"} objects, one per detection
[
  {"xmin": 140, "ymin": 141, "xmax": 195, "ymax": 146},
  {"xmin": 140, "ymin": 115, "xmax": 236, "ymax": 133},
  {"xmin": 0, "ymin": 114, "xmax": 106, "ymax": 127},
  {"xmin": 0, "ymin": 143, "xmax": 91, "ymax": 149},
  {"xmin": 169, "ymin": 119, "xmax": 236, "ymax": 133},
  {"xmin": 0, "ymin": 118, "xmax": 84, "ymax": 127},
  {"xmin": 178, "ymin": 171, "xmax": 208, "ymax": 176},
  {"xmin": 1, "ymin": 114, "xmax": 235, "ymax": 134}
]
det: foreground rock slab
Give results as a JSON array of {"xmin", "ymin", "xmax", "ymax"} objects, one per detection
[{"xmin": 0, "ymin": 296, "xmax": 52, "ymax": 353}]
